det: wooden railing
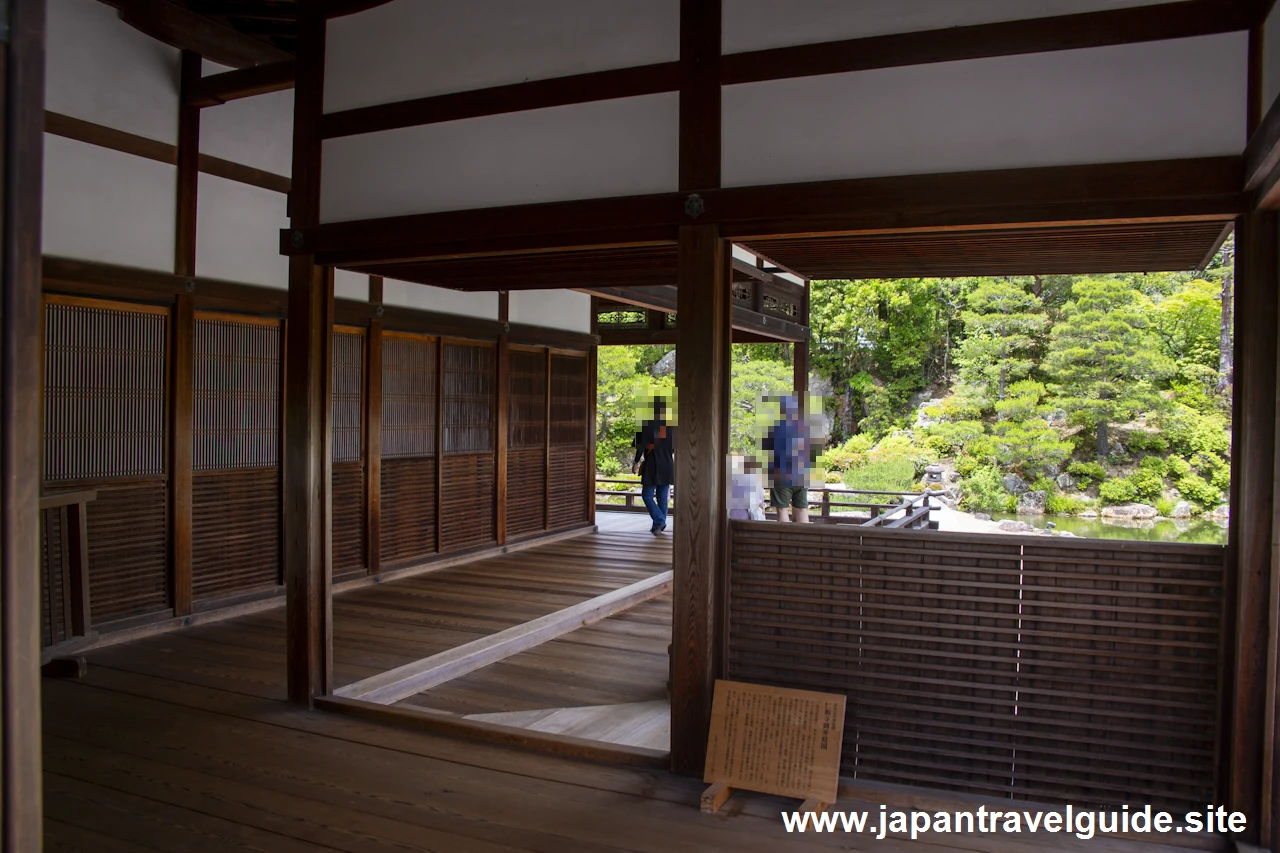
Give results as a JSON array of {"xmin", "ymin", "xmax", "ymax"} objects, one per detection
[
  {"xmin": 595, "ymin": 477, "xmax": 937, "ymax": 529},
  {"xmin": 39, "ymin": 490, "xmax": 96, "ymax": 649}
]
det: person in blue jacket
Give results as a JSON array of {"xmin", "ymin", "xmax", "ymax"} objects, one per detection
[
  {"xmin": 632, "ymin": 398, "xmax": 676, "ymax": 534},
  {"xmin": 763, "ymin": 396, "xmax": 810, "ymax": 523}
]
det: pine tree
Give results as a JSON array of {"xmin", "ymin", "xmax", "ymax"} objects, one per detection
[
  {"xmin": 955, "ymin": 280, "xmax": 1046, "ymax": 402},
  {"xmin": 1044, "ymin": 278, "xmax": 1171, "ymax": 459}
]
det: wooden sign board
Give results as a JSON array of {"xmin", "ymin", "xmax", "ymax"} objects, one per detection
[{"xmin": 703, "ymin": 679, "xmax": 845, "ymax": 803}]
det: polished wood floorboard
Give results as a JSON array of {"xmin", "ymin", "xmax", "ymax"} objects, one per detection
[{"xmin": 43, "ymin": 527, "xmax": 1201, "ymax": 852}]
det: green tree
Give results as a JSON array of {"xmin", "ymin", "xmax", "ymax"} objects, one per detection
[
  {"xmin": 1151, "ymin": 278, "xmax": 1222, "ymax": 395},
  {"xmin": 1044, "ymin": 278, "xmax": 1171, "ymax": 458},
  {"xmin": 987, "ymin": 381, "xmax": 1073, "ymax": 476},
  {"xmin": 955, "ymin": 280, "xmax": 1046, "ymax": 402}
]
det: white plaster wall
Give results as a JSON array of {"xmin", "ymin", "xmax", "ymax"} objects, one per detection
[
  {"xmin": 320, "ymin": 93, "xmax": 678, "ymax": 223},
  {"xmin": 43, "ymin": 134, "xmax": 176, "ymax": 271},
  {"xmin": 324, "ymin": 0, "xmax": 679, "ymax": 113},
  {"xmin": 46, "ymin": 0, "xmax": 179, "ymax": 142},
  {"xmin": 724, "ymin": 0, "xmax": 1180, "ymax": 54},
  {"xmin": 195, "ymin": 174, "xmax": 289, "ymax": 288},
  {"xmin": 1265, "ymin": 6, "xmax": 1280, "ymax": 117},
  {"xmin": 382, "ymin": 280, "xmax": 499, "ymax": 320},
  {"xmin": 723, "ymin": 34, "xmax": 1246, "ymax": 188},
  {"xmin": 334, "ymin": 269, "xmax": 368, "ymax": 301},
  {"xmin": 509, "ymin": 290, "xmax": 591, "ymax": 334},
  {"xmin": 200, "ymin": 61, "xmax": 295, "ymax": 177}
]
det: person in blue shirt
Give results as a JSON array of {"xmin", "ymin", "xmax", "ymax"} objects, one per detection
[
  {"xmin": 632, "ymin": 398, "xmax": 676, "ymax": 534},
  {"xmin": 762, "ymin": 396, "xmax": 810, "ymax": 523}
]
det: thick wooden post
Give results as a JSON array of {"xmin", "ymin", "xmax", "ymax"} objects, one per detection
[
  {"xmin": 1228, "ymin": 212, "xmax": 1278, "ymax": 839},
  {"xmin": 671, "ymin": 224, "xmax": 731, "ymax": 776},
  {"xmin": 284, "ymin": 8, "xmax": 331, "ymax": 705},
  {"xmin": 175, "ymin": 49, "xmax": 201, "ymax": 277},
  {"xmin": 1, "ymin": 0, "xmax": 46, "ymax": 847},
  {"xmin": 587, "ymin": 345, "xmax": 598, "ymax": 526},
  {"xmin": 170, "ymin": 293, "xmax": 194, "ymax": 615},
  {"xmin": 496, "ymin": 332, "xmax": 509, "ymax": 545}
]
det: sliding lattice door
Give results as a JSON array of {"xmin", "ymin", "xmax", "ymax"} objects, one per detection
[
  {"xmin": 549, "ymin": 352, "xmax": 589, "ymax": 530},
  {"xmin": 441, "ymin": 341, "xmax": 496, "ymax": 551},
  {"xmin": 332, "ymin": 327, "xmax": 367, "ymax": 579},
  {"xmin": 190, "ymin": 314, "xmax": 282, "ymax": 602},
  {"xmin": 380, "ymin": 332, "xmax": 437, "ymax": 567},
  {"xmin": 43, "ymin": 296, "xmax": 170, "ymax": 627},
  {"xmin": 507, "ymin": 347, "xmax": 547, "ymax": 539}
]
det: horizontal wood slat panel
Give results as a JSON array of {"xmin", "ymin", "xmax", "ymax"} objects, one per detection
[
  {"xmin": 548, "ymin": 353, "xmax": 589, "ymax": 530},
  {"xmin": 509, "ymin": 348, "xmax": 546, "ymax": 450},
  {"xmin": 333, "ymin": 460, "xmax": 366, "ymax": 579},
  {"xmin": 83, "ymin": 480, "xmax": 170, "ymax": 622},
  {"xmin": 192, "ymin": 467, "xmax": 280, "ymax": 601},
  {"xmin": 380, "ymin": 456, "xmax": 437, "ymax": 566},
  {"xmin": 440, "ymin": 454, "xmax": 495, "ymax": 552},
  {"xmin": 726, "ymin": 522, "xmax": 1224, "ymax": 808},
  {"xmin": 507, "ymin": 447, "xmax": 546, "ymax": 539},
  {"xmin": 549, "ymin": 448, "xmax": 588, "ymax": 531}
]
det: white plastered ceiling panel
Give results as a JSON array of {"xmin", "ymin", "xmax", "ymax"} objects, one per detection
[
  {"xmin": 43, "ymin": 134, "xmax": 176, "ymax": 272},
  {"xmin": 46, "ymin": 0, "xmax": 179, "ymax": 142},
  {"xmin": 722, "ymin": 34, "xmax": 1246, "ymax": 188},
  {"xmin": 334, "ymin": 269, "xmax": 369, "ymax": 301},
  {"xmin": 382, "ymin": 280, "xmax": 499, "ymax": 320},
  {"xmin": 319, "ymin": 93, "xmax": 679, "ymax": 223},
  {"xmin": 200, "ymin": 61, "xmax": 295, "ymax": 177},
  {"xmin": 323, "ymin": 0, "xmax": 679, "ymax": 113},
  {"xmin": 195, "ymin": 174, "xmax": 289, "ymax": 288},
  {"xmin": 724, "ymin": 0, "xmax": 1184, "ymax": 53},
  {"xmin": 509, "ymin": 291, "xmax": 592, "ymax": 334}
]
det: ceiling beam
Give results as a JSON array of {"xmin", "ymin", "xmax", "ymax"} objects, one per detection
[
  {"xmin": 110, "ymin": 0, "xmax": 293, "ymax": 67},
  {"xmin": 186, "ymin": 59, "xmax": 296, "ymax": 106},
  {"xmin": 584, "ymin": 285, "xmax": 808, "ymax": 343}
]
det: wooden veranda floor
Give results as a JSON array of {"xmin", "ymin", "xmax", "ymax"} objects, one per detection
[{"xmin": 41, "ymin": 526, "xmax": 1209, "ymax": 852}]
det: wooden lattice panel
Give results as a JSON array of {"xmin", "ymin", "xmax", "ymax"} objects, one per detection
[
  {"xmin": 380, "ymin": 456, "xmax": 437, "ymax": 567},
  {"xmin": 443, "ymin": 342, "xmax": 494, "ymax": 455},
  {"xmin": 506, "ymin": 447, "xmax": 546, "ymax": 539},
  {"xmin": 43, "ymin": 299, "xmax": 167, "ymax": 481},
  {"xmin": 726, "ymin": 522, "xmax": 1225, "ymax": 809},
  {"xmin": 332, "ymin": 329, "xmax": 364, "ymax": 464},
  {"xmin": 192, "ymin": 317, "xmax": 281, "ymax": 471},
  {"xmin": 440, "ymin": 454, "xmax": 495, "ymax": 552},
  {"xmin": 192, "ymin": 467, "xmax": 280, "ymax": 601},
  {"xmin": 381, "ymin": 333, "xmax": 437, "ymax": 458},
  {"xmin": 507, "ymin": 348, "xmax": 547, "ymax": 539},
  {"xmin": 548, "ymin": 353, "xmax": 589, "ymax": 529},
  {"xmin": 548, "ymin": 447, "xmax": 588, "ymax": 530},
  {"xmin": 333, "ymin": 460, "xmax": 366, "ymax": 579},
  {"xmin": 40, "ymin": 506, "xmax": 67, "ymax": 647},
  {"xmin": 84, "ymin": 480, "xmax": 170, "ymax": 622}
]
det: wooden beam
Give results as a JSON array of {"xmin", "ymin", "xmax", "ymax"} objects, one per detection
[
  {"xmin": 1228, "ymin": 211, "xmax": 1278, "ymax": 840},
  {"xmin": 368, "ymin": 274, "xmax": 383, "ymax": 305},
  {"xmin": 170, "ymin": 294, "xmax": 194, "ymax": 616},
  {"xmin": 175, "ymin": 50, "xmax": 201, "ymax": 277},
  {"xmin": 720, "ymin": 0, "xmax": 1254, "ymax": 85},
  {"xmin": 1246, "ymin": 81, "xmax": 1280, "ymax": 196},
  {"xmin": 283, "ymin": 8, "xmax": 331, "ymax": 706},
  {"xmin": 285, "ymin": 157, "xmax": 1245, "ymax": 263},
  {"xmin": 585, "ymin": 284, "xmax": 809, "ymax": 342},
  {"xmin": 670, "ymin": 224, "xmax": 731, "ymax": 777},
  {"xmin": 321, "ymin": 62, "xmax": 679, "ymax": 140},
  {"xmin": 335, "ymin": 571, "xmax": 673, "ymax": 704},
  {"xmin": 679, "ymin": 0, "xmax": 720, "ymax": 191},
  {"xmin": 186, "ymin": 59, "xmax": 296, "ymax": 107},
  {"xmin": 1, "ymin": 0, "xmax": 48, "ymax": 846},
  {"xmin": 112, "ymin": 0, "xmax": 293, "ymax": 68}
]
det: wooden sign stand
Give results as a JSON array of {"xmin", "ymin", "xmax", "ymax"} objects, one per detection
[{"xmin": 699, "ymin": 680, "xmax": 846, "ymax": 814}]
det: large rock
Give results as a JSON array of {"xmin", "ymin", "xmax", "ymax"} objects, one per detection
[
  {"xmin": 1100, "ymin": 503, "xmax": 1158, "ymax": 520},
  {"xmin": 1171, "ymin": 501, "xmax": 1193, "ymax": 519},
  {"xmin": 1001, "ymin": 473, "xmax": 1028, "ymax": 495},
  {"xmin": 998, "ymin": 520, "xmax": 1036, "ymax": 533},
  {"xmin": 650, "ymin": 349, "xmax": 676, "ymax": 377},
  {"xmin": 973, "ymin": 512, "xmax": 992, "ymax": 521},
  {"xmin": 1056, "ymin": 473, "xmax": 1076, "ymax": 490},
  {"xmin": 1017, "ymin": 490, "xmax": 1047, "ymax": 515},
  {"xmin": 1209, "ymin": 504, "xmax": 1230, "ymax": 519},
  {"xmin": 914, "ymin": 399, "xmax": 945, "ymax": 429},
  {"xmin": 1080, "ymin": 509, "xmax": 1098, "ymax": 518}
]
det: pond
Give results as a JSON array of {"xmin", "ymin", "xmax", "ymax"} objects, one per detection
[{"xmin": 989, "ymin": 512, "xmax": 1228, "ymax": 545}]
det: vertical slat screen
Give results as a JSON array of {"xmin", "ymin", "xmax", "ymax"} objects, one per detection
[
  {"xmin": 332, "ymin": 329, "xmax": 366, "ymax": 579},
  {"xmin": 726, "ymin": 522, "xmax": 1225, "ymax": 809},
  {"xmin": 548, "ymin": 353, "xmax": 588, "ymax": 529},
  {"xmin": 43, "ymin": 299, "xmax": 170, "ymax": 624},
  {"xmin": 507, "ymin": 348, "xmax": 547, "ymax": 539},
  {"xmin": 380, "ymin": 333, "xmax": 437, "ymax": 566},
  {"xmin": 190, "ymin": 316, "xmax": 281, "ymax": 601},
  {"xmin": 440, "ymin": 342, "xmax": 495, "ymax": 551},
  {"xmin": 40, "ymin": 507, "xmax": 66, "ymax": 647}
]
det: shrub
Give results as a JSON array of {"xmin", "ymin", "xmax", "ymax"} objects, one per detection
[
  {"xmin": 1162, "ymin": 405, "xmax": 1230, "ymax": 458},
  {"xmin": 958, "ymin": 466, "xmax": 1009, "ymax": 513},
  {"xmin": 822, "ymin": 434, "xmax": 874, "ymax": 472},
  {"xmin": 1067, "ymin": 461, "xmax": 1107, "ymax": 486},
  {"xmin": 1046, "ymin": 493, "xmax": 1087, "ymax": 514},
  {"xmin": 1167, "ymin": 456, "xmax": 1193, "ymax": 479},
  {"xmin": 928, "ymin": 396, "xmax": 986, "ymax": 422},
  {"xmin": 954, "ymin": 453, "xmax": 980, "ymax": 478},
  {"xmin": 1125, "ymin": 431, "xmax": 1169, "ymax": 454},
  {"xmin": 1098, "ymin": 477, "xmax": 1138, "ymax": 505},
  {"xmin": 1138, "ymin": 455, "xmax": 1168, "ymax": 477},
  {"xmin": 1128, "ymin": 468, "xmax": 1164, "ymax": 503},
  {"xmin": 922, "ymin": 420, "xmax": 985, "ymax": 456},
  {"xmin": 1030, "ymin": 477, "xmax": 1057, "ymax": 494},
  {"xmin": 1176, "ymin": 473, "xmax": 1222, "ymax": 509},
  {"xmin": 843, "ymin": 458, "xmax": 917, "ymax": 493},
  {"xmin": 1155, "ymin": 497, "xmax": 1177, "ymax": 517}
]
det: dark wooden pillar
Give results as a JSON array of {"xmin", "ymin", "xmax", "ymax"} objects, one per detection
[
  {"xmin": 671, "ymin": 224, "xmax": 731, "ymax": 776},
  {"xmin": 284, "ymin": 8, "xmax": 331, "ymax": 705},
  {"xmin": 175, "ymin": 49, "xmax": 201, "ymax": 277},
  {"xmin": 1, "ymin": 0, "xmax": 46, "ymax": 847},
  {"xmin": 496, "ymin": 334, "xmax": 509, "ymax": 545},
  {"xmin": 1227, "ymin": 212, "xmax": 1278, "ymax": 839},
  {"xmin": 170, "ymin": 293, "xmax": 194, "ymax": 615}
]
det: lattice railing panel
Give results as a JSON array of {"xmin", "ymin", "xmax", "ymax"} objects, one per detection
[{"xmin": 193, "ymin": 317, "xmax": 281, "ymax": 471}]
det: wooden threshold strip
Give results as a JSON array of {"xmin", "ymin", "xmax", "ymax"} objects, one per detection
[
  {"xmin": 334, "ymin": 569, "xmax": 674, "ymax": 705},
  {"xmin": 315, "ymin": 695, "xmax": 670, "ymax": 769}
]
